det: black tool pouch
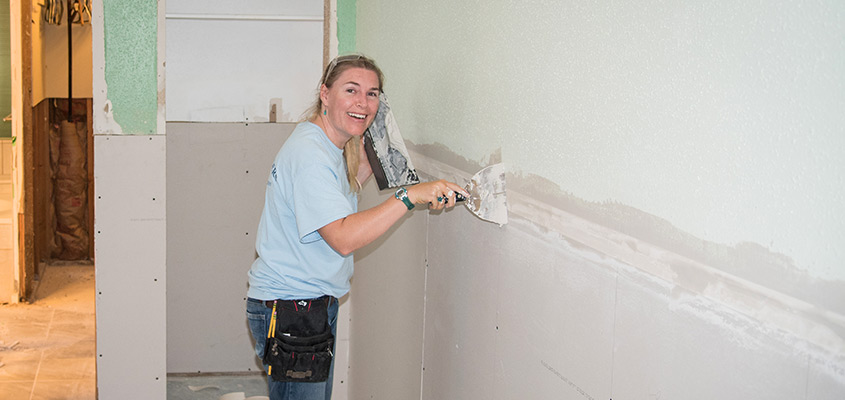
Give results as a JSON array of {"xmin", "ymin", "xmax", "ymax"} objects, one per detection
[{"xmin": 263, "ymin": 298, "xmax": 334, "ymax": 382}]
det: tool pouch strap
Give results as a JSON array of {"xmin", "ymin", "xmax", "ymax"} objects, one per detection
[{"xmin": 263, "ymin": 298, "xmax": 334, "ymax": 382}]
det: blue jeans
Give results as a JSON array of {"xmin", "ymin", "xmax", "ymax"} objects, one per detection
[{"xmin": 247, "ymin": 297, "xmax": 338, "ymax": 400}]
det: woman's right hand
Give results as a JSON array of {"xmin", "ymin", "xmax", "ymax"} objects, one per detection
[{"xmin": 406, "ymin": 180, "xmax": 469, "ymax": 211}]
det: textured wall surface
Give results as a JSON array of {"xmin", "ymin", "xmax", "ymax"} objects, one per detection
[
  {"xmin": 357, "ymin": 0, "xmax": 845, "ymax": 283},
  {"xmin": 348, "ymin": 1, "xmax": 845, "ymax": 399},
  {"xmin": 101, "ymin": 0, "xmax": 158, "ymax": 134}
]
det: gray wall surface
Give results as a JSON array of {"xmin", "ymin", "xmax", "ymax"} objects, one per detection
[
  {"xmin": 348, "ymin": 181, "xmax": 429, "ymax": 399},
  {"xmin": 165, "ymin": 122, "xmax": 292, "ymax": 372},
  {"xmin": 95, "ymin": 135, "xmax": 167, "ymax": 398}
]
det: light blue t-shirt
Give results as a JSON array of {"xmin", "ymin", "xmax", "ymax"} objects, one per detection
[{"xmin": 247, "ymin": 122, "xmax": 357, "ymax": 300}]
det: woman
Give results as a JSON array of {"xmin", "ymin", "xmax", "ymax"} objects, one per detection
[{"xmin": 246, "ymin": 54, "xmax": 467, "ymax": 400}]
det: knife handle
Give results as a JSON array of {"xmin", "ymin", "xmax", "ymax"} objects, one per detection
[{"xmin": 438, "ymin": 193, "xmax": 465, "ymax": 204}]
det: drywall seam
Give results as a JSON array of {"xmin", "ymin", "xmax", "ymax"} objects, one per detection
[
  {"xmin": 409, "ymin": 150, "xmax": 845, "ymax": 362},
  {"xmin": 165, "ymin": 14, "xmax": 323, "ymax": 21},
  {"xmin": 419, "ymin": 212, "xmax": 430, "ymax": 400}
]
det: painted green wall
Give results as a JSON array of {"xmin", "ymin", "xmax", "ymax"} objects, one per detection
[
  {"xmin": 354, "ymin": 1, "xmax": 845, "ymax": 282},
  {"xmin": 337, "ymin": 0, "xmax": 357, "ymax": 54},
  {"xmin": 103, "ymin": 0, "xmax": 158, "ymax": 134}
]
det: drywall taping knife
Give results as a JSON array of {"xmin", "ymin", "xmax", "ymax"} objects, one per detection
[{"xmin": 451, "ymin": 163, "xmax": 508, "ymax": 226}]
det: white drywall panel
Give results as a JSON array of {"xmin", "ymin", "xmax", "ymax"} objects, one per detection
[
  {"xmin": 165, "ymin": 18, "xmax": 322, "ymax": 123},
  {"xmin": 348, "ymin": 181, "xmax": 428, "ymax": 400},
  {"xmin": 165, "ymin": 122, "xmax": 292, "ymax": 372},
  {"xmin": 423, "ymin": 209, "xmax": 618, "ymax": 399},
  {"xmin": 95, "ymin": 135, "xmax": 166, "ymax": 399},
  {"xmin": 611, "ymin": 265, "xmax": 808, "ymax": 399},
  {"xmin": 421, "ymin": 202, "xmax": 845, "ymax": 399}
]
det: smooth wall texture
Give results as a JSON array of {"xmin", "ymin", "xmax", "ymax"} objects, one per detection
[
  {"xmin": 165, "ymin": 0, "xmax": 323, "ymax": 123},
  {"xmin": 165, "ymin": 122, "xmax": 292, "ymax": 373},
  {"xmin": 35, "ymin": 15, "xmax": 92, "ymax": 103},
  {"xmin": 350, "ymin": 1, "xmax": 845, "ymax": 399}
]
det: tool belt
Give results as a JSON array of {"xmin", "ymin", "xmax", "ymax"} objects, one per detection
[{"xmin": 263, "ymin": 296, "xmax": 335, "ymax": 382}]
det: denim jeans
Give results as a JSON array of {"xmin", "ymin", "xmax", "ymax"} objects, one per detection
[{"xmin": 247, "ymin": 297, "xmax": 338, "ymax": 400}]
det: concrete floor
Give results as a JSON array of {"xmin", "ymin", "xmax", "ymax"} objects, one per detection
[{"xmin": 0, "ymin": 263, "xmax": 269, "ymax": 400}]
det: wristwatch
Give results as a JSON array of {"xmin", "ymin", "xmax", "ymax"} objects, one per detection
[{"xmin": 394, "ymin": 187, "xmax": 414, "ymax": 210}]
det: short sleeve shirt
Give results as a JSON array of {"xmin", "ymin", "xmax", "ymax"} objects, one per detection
[{"xmin": 247, "ymin": 122, "xmax": 357, "ymax": 300}]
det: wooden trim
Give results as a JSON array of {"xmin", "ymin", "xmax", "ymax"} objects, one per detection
[
  {"xmin": 21, "ymin": 0, "xmax": 35, "ymax": 299},
  {"xmin": 87, "ymin": 98, "xmax": 94, "ymax": 260}
]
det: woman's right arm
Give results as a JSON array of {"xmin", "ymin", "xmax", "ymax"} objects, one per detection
[{"xmin": 317, "ymin": 180, "xmax": 468, "ymax": 256}]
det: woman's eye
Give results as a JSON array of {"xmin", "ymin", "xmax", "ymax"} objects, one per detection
[
  {"xmin": 368, "ymin": 92, "xmax": 379, "ymax": 97},
  {"xmin": 346, "ymin": 88, "xmax": 356, "ymax": 94}
]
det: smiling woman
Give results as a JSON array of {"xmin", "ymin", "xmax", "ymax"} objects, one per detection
[{"xmin": 244, "ymin": 53, "xmax": 469, "ymax": 400}]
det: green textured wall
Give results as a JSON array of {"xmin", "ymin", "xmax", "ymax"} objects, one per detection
[
  {"xmin": 355, "ymin": 1, "xmax": 845, "ymax": 283},
  {"xmin": 337, "ymin": 0, "xmax": 356, "ymax": 54},
  {"xmin": 103, "ymin": 0, "xmax": 158, "ymax": 134}
]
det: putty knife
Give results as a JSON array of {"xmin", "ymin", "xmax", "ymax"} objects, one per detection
[{"xmin": 453, "ymin": 163, "xmax": 508, "ymax": 226}]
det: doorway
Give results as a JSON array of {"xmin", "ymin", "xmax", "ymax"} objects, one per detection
[{"xmin": 4, "ymin": 0, "xmax": 94, "ymax": 303}]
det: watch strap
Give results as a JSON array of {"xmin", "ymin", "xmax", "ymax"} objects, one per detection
[{"xmin": 394, "ymin": 187, "xmax": 414, "ymax": 210}]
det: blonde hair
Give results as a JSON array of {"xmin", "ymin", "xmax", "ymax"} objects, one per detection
[{"xmin": 305, "ymin": 54, "xmax": 384, "ymax": 193}]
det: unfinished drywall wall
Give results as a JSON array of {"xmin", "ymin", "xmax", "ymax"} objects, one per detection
[
  {"xmin": 165, "ymin": 122, "xmax": 292, "ymax": 373},
  {"xmin": 349, "ymin": 1, "xmax": 845, "ymax": 399},
  {"xmin": 164, "ymin": 0, "xmax": 323, "ymax": 123},
  {"xmin": 165, "ymin": 122, "xmax": 354, "ymax": 397},
  {"xmin": 92, "ymin": 0, "xmax": 167, "ymax": 398}
]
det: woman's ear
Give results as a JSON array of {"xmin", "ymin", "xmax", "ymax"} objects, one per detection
[{"xmin": 320, "ymin": 84, "xmax": 329, "ymax": 105}]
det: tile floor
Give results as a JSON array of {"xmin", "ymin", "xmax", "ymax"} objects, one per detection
[
  {"xmin": 0, "ymin": 263, "xmax": 96, "ymax": 399},
  {"xmin": 0, "ymin": 263, "xmax": 270, "ymax": 400}
]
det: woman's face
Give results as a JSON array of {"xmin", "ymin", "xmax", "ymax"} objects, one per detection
[{"xmin": 320, "ymin": 67, "xmax": 381, "ymax": 148}]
